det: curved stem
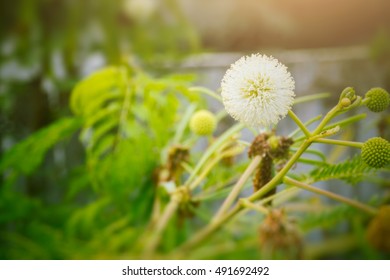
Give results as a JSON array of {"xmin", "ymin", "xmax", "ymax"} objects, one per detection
[
  {"xmin": 288, "ymin": 110, "xmax": 311, "ymax": 137},
  {"xmin": 143, "ymin": 199, "xmax": 179, "ymax": 256},
  {"xmin": 184, "ymin": 123, "xmax": 244, "ymax": 186},
  {"xmin": 312, "ymin": 104, "xmax": 341, "ymax": 135},
  {"xmin": 189, "ymin": 145, "xmax": 244, "ymax": 190},
  {"xmin": 284, "ymin": 176, "xmax": 377, "ymax": 216},
  {"xmin": 294, "ymin": 92, "xmax": 330, "ymax": 105},
  {"xmin": 313, "ymin": 138, "xmax": 363, "ymax": 149},
  {"xmin": 248, "ymin": 139, "xmax": 311, "ymax": 202},
  {"xmin": 189, "ymin": 86, "xmax": 222, "ymax": 102},
  {"xmin": 289, "ymin": 114, "xmax": 322, "ymax": 138},
  {"xmin": 212, "ymin": 155, "xmax": 261, "ymax": 221},
  {"xmin": 177, "ymin": 203, "xmax": 242, "ymax": 254},
  {"xmin": 239, "ymin": 198, "xmax": 269, "ymax": 215},
  {"xmin": 173, "ymin": 104, "xmax": 197, "ymax": 144},
  {"xmin": 323, "ymin": 113, "xmax": 366, "ymax": 131},
  {"xmin": 177, "ymin": 139, "xmax": 312, "ymax": 253}
]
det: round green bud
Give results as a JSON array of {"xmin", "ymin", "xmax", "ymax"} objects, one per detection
[
  {"xmin": 267, "ymin": 135, "xmax": 280, "ymax": 151},
  {"xmin": 365, "ymin": 87, "xmax": 390, "ymax": 112},
  {"xmin": 339, "ymin": 87, "xmax": 356, "ymax": 102},
  {"xmin": 340, "ymin": 98, "xmax": 351, "ymax": 107},
  {"xmin": 189, "ymin": 110, "xmax": 217, "ymax": 136},
  {"xmin": 361, "ymin": 137, "xmax": 390, "ymax": 168}
]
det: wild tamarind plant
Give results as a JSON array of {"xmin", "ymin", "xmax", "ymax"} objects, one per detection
[{"xmin": 1, "ymin": 54, "xmax": 389, "ymax": 260}]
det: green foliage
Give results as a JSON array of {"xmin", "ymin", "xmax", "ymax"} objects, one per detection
[
  {"xmin": 300, "ymin": 204, "xmax": 360, "ymax": 231},
  {"xmin": 0, "ymin": 117, "xmax": 81, "ymax": 175},
  {"xmin": 308, "ymin": 155, "xmax": 377, "ymax": 184}
]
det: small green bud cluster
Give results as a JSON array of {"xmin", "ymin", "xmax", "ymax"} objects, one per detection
[
  {"xmin": 189, "ymin": 110, "xmax": 217, "ymax": 136},
  {"xmin": 361, "ymin": 137, "xmax": 390, "ymax": 168},
  {"xmin": 339, "ymin": 87, "xmax": 356, "ymax": 103},
  {"xmin": 364, "ymin": 87, "xmax": 390, "ymax": 112},
  {"xmin": 339, "ymin": 87, "xmax": 361, "ymax": 110}
]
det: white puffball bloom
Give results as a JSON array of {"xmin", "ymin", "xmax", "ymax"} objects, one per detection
[{"xmin": 221, "ymin": 54, "xmax": 295, "ymax": 127}]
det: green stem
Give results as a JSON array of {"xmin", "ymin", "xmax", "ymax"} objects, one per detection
[
  {"xmin": 289, "ymin": 115, "xmax": 322, "ymax": 138},
  {"xmin": 294, "ymin": 92, "xmax": 330, "ymax": 105},
  {"xmin": 212, "ymin": 156, "xmax": 261, "ymax": 221},
  {"xmin": 177, "ymin": 204, "xmax": 242, "ymax": 253},
  {"xmin": 174, "ymin": 100, "xmax": 357, "ymax": 254},
  {"xmin": 178, "ymin": 140, "xmax": 312, "ymax": 253},
  {"xmin": 297, "ymin": 157, "xmax": 327, "ymax": 166},
  {"xmin": 284, "ymin": 176, "xmax": 378, "ymax": 216},
  {"xmin": 288, "ymin": 110, "xmax": 311, "ymax": 137},
  {"xmin": 312, "ymin": 104, "xmax": 341, "ymax": 135},
  {"xmin": 239, "ymin": 198, "xmax": 269, "ymax": 215},
  {"xmin": 323, "ymin": 113, "xmax": 366, "ymax": 131},
  {"xmin": 184, "ymin": 123, "xmax": 244, "ymax": 186},
  {"xmin": 143, "ymin": 199, "xmax": 179, "ymax": 255},
  {"xmin": 313, "ymin": 138, "xmax": 363, "ymax": 148},
  {"xmin": 189, "ymin": 145, "xmax": 244, "ymax": 190},
  {"xmin": 248, "ymin": 139, "xmax": 312, "ymax": 202},
  {"xmin": 291, "ymin": 148, "xmax": 326, "ymax": 161},
  {"xmin": 189, "ymin": 86, "xmax": 222, "ymax": 102},
  {"xmin": 173, "ymin": 104, "xmax": 197, "ymax": 144}
]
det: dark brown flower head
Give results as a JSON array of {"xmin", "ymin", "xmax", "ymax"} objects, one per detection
[{"xmin": 166, "ymin": 145, "xmax": 190, "ymax": 181}]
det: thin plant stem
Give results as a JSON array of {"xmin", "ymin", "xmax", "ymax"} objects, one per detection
[
  {"xmin": 189, "ymin": 145, "xmax": 244, "ymax": 190},
  {"xmin": 297, "ymin": 157, "xmax": 327, "ymax": 166},
  {"xmin": 212, "ymin": 155, "xmax": 261, "ymax": 221},
  {"xmin": 143, "ymin": 199, "xmax": 179, "ymax": 255},
  {"xmin": 178, "ymin": 139, "xmax": 312, "ymax": 253},
  {"xmin": 323, "ymin": 113, "xmax": 366, "ymax": 131},
  {"xmin": 177, "ymin": 203, "xmax": 242, "ymax": 254},
  {"xmin": 289, "ymin": 115, "xmax": 322, "ymax": 138},
  {"xmin": 284, "ymin": 176, "xmax": 378, "ymax": 216},
  {"xmin": 239, "ymin": 198, "xmax": 269, "ymax": 215},
  {"xmin": 173, "ymin": 104, "xmax": 197, "ymax": 144},
  {"xmin": 248, "ymin": 139, "xmax": 312, "ymax": 202},
  {"xmin": 294, "ymin": 92, "xmax": 330, "ymax": 105},
  {"xmin": 313, "ymin": 138, "xmax": 363, "ymax": 148},
  {"xmin": 189, "ymin": 86, "xmax": 222, "ymax": 102},
  {"xmin": 173, "ymin": 101, "xmax": 361, "ymax": 254},
  {"xmin": 312, "ymin": 104, "xmax": 341, "ymax": 135},
  {"xmin": 288, "ymin": 110, "xmax": 311, "ymax": 137},
  {"xmin": 291, "ymin": 148, "xmax": 326, "ymax": 161},
  {"xmin": 184, "ymin": 123, "xmax": 244, "ymax": 186}
]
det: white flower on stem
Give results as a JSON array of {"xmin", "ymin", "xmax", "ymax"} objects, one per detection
[{"xmin": 221, "ymin": 54, "xmax": 295, "ymax": 127}]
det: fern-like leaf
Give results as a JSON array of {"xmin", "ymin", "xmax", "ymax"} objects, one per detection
[
  {"xmin": 70, "ymin": 67, "xmax": 197, "ymax": 159},
  {"xmin": 300, "ymin": 204, "xmax": 359, "ymax": 231},
  {"xmin": 308, "ymin": 155, "xmax": 376, "ymax": 184},
  {"xmin": 0, "ymin": 117, "xmax": 81, "ymax": 175}
]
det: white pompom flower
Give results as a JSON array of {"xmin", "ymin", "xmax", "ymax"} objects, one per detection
[{"xmin": 221, "ymin": 54, "xmax": 295, "ymax": 127}]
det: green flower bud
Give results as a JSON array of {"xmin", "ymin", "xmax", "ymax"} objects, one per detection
[
  {"xmin": 339, "ymin": 87, "xmax": 356, "ymax": 103},
  {"xmin": 361, "ymin": 137, "xmax": 390, "ymax": 168},
  {"xmin": 189, "ymin": 110, "xmax": 217, "ymax": 136},
  {"xmin": 365, "ymin": 87, "xmax": 390, "ymax": 112},
  {"xmin": 340, "ymin": 98, "xmax": 351, "ymax": 107},
  {"xmin": 267, "ymin": 135, "xmax": 280, "ymax": 151}
]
